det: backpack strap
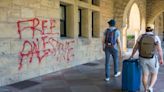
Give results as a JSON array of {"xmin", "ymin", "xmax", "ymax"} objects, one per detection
[
  {"xmin": 112, "ymin": 28, "xmax": 117, "ymax": 44},
  {"xmin": 105, "ymin": 28, "xmax": 110, "ymax": 44},
  {"xmin": 113, "ymin": 28, "xmax": 117, "ymax": 32},
  {"xmin": 139, "ymin": 34, "xmax": 156, "ymax": 44},
  {"xmin": 138, "ymin": 34, "xmax": 146, "ymax": 56},
  {"xmin": 138, "ymin": 34, "xmax": 146, "ymax": 44},
  {"xmin": 139, "ymin": 34, "xmax": 152, "ymax": 47}
]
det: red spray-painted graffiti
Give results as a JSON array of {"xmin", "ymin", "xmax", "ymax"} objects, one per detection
[
  {"xmin": 17, "ymin": 18, "xmax": 75, "ymax": 70},
  {"xmin": 49, "ymin": 38, "xmax": 74, "ymax": 62},
  {"xmin": 17, "ymin": 18, "xmax": 58, "ymax": 39}
]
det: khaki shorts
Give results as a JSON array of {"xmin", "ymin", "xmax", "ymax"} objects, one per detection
[{"xmin": 139, "ymin": 56, "xmax": 159, "ymax": 74}]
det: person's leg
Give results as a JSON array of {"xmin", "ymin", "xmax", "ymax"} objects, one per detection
[
  {"xmin": 111, "ymin": 48, "xmax": 119, "ymax": 75},
  {"xmin": 148, "ymin": 73, "xmax": 158, "ymax": 91},
  {"xmin": 142, "ymin": 72, "xmax": 149, "ymax": 92},
  {"xmin": 105, "ymin": 47, "xmax": 111, "ymax": 79},
  {"xmin": 139, "ymin": 59, "xmax": 149, "ymax": 92},
  {"xmin": 147, "ymin": 56, "xmax": 159, "ymax": 92}
]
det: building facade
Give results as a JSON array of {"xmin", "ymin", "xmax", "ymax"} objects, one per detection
[{"xmin": 0, "ymin": 0, "xmax": 163, "ymax": 86}]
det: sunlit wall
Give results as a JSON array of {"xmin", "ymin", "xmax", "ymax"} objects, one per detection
[{"xmin": 128, "ymin": 3, "xmax": 140, "ymax": 41}]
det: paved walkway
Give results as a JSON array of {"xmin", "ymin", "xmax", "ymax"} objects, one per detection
[{"xmin": 0, "ymin": 49, "xmax": 164, "ymax": 92}]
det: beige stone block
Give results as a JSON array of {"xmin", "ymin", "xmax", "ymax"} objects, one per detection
[
  {"xmin": 0, "ymin": 40, "xmax": 10, "ymax": 55},
  {"xmin": 14, "ymin": 0, "xmax": 41, "ymax": 8},
  {"xmin": 7, "ymin": 17, "xmax": 20, "ymax": 23},
  {"xmin": 91, "ymin": 5, "xmax": 100, "ymax": 11},
  {"xmin": 0, "ymin": 57, "xmax": 18, "ymax": 73},
  {"xmin": 10, "ymin": 39, "xmax": 23, "ymax": 54},
  {"xmin": 78, "ymin": 1, "xmax": 89, "ymax": 9},
  {"xmin": 47, "ymin": 9, "xmax": 60, "ymax": 19},
  {"xmin": 0, "ymin": 0, "xmax": 12, "ymax": 7},
  {"xmin": 18, "ymin": 28, "xmax": 39, "ymax": 39},
  {"xmin": 13, "ymin": 0, "xmax": 25, "ymax": 6},
  {"xmin": 41, "ymin": 0, "xmax": 58, "ymax": 8},
  {"xmin": 8, "ymin": 6, "xmax": 21, "ymax": 18},
  {"xmin": 53, "ymin": 19, "xmax": 60, "ymax": 31},
  {"xmin": 26, "ymin": 0, "xmax": 40, "ymax": 8},
  {"xmin": 0, "ymin": 74, "xmax": 19, "ymax": 87},
  {"xmin": 40, "ymin": 0, "xmax": 54, "ymax": 7},
  {"xmin": 36, "ymin": 9, "xmax": 48, "ymax": 18},
  {"xmin": 21, "ymin": 8, "xmax": 35, "ymax": 18},
  {"xmin": 0, "ymin": 23, "xmax": 18, "ymax": 38},
  {"xmin": 0, "ymin": 8, "xmax": 8, "ymax": 22},
  {"xmin": 60, "ymin": 0, "xmax": 75, "ymax": 5},
  {"xmin": 54, "ymin": 1, "xmax": 60, "ymax": 9},
  {"xmin": 10, "ymin": 11, "xmax": 20, "ymax": 18}
]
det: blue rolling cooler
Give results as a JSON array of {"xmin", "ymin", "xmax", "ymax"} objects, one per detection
[{"xmin": 122, "ymin": 59, "xmax": 141, "ymax": 92}]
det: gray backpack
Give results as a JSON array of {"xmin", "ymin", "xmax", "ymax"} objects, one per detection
[{"xmin": 139, "ymin": 34, "xmax": 157, "ymax": 58}]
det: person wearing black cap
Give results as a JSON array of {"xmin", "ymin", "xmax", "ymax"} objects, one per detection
[
  {"xmin": 102, "ymin": 19, "xmax": 122, "ymax": 82},
  {"xmin": 129, "ymin": 26, "xmax": 163, "ymax": 92}
]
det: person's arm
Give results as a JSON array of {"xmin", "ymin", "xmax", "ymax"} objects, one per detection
[
  {"xmin": 129, "ymin": 35, "xmax": 142, "ymax": 59},
  {"xmin": 102, "ymin": 35, "xmax": 105, "ymax": 51},
  {"xmin": 129, "ymin": 42, "xmax": 139, "ymax": 58},
  {"xmin": 102, "ymin": 30, "xmax": 107, "ymax": 51},
  {"xmin": 156, "ymin": 43, "xmax": 163, "ymax": 65},
  {"xmin": 116, "ymin": 35, "xmax": 122, "ymax": 56}
]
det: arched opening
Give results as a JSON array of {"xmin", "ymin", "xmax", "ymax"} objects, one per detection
[
  {"xmin": 154, "ymin": 12, "xmax": 164, "ymax": 42},
  {"xmin": 122, "ymin": 2, "xmax": 141, "ymax": 52},
  {"xmin": 127, "ymin": 3, "xmax": 140, "ymax": 48}
]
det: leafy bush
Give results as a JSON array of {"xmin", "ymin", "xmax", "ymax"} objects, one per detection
[{"xmin": 127, "ymin": 35, "xmax": 135, "ymax": 40}]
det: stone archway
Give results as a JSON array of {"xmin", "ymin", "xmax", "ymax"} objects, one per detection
[
  {"xmin": 146, "ymin": 0, "xmax": 164, "ymax": 41},
  {"xmin": 113, "ymin": 0, "xmax": 146, "ymax": 52},
  {"xmin": 127, "ymin": 3, "xmax": 140, "ymax": 47},
  {"xmin": 147, "ymin": 0, "xmax": 164, "ymax": 25},
  {"xmin": 122, "ymin": 0, "xmax": 144, "ymax": 52},
  {"xmin": 153, "ymin": 12, "xmax": 164, "ymax": 41}
]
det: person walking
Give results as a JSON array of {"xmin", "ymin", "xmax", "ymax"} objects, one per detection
[
  {"xmin": 102, "ymin": 19, "xmax": 122, "ymax": 81},
  {"xmin": 129, "ymin": 26, "xmax": 163, "ymax": 92}
]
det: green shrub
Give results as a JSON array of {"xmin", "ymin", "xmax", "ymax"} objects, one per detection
[{"xmin": 127, "ymin": 35, "xmax": 135, "ymax": 40}]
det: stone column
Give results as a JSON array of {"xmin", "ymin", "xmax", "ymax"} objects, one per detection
[
  {"xmin": 66, "ymin": 5, "xmax": 78, "ymax": 38},
  {"xmin": 81, "ymin": 9, "xmax": 92, "ymax": 38},
  {"xmin": 92, "ymin": 12, "xmax": 100, "ymax": 37}
]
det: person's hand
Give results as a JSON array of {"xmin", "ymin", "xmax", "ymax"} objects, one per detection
[
  {"xmin": 103, "ymin": 47, "xmax": 105, "ymax": 52},
  {"xmin": 159, "ymin": 59, "xmax": 164, "ymax": 65},
  {"xmin": 119, "ymin": 51, "xmax": 123, "ymax": 62},
  {"xmin": 119, "ymin": 51, "xmax": 122, "ymax": 58},
  {"xmin": 129, "ymin": 55, "xmax": 133, "ymax": 59}
]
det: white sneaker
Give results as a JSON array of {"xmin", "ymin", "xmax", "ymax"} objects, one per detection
[
  {"xmin": 148, "ymin": 87, "xmax": 153, "ymax": 92},
  {"xmin": 105, "ymin": 78, "xmax": 110, "ymax": 81},
  {"xmin": 114, "ymin": 71, "xmax": 121, "ymax": 77}
]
